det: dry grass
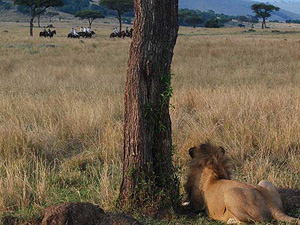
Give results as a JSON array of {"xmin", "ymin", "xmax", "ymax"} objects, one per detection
[{"xmin": 0, "ymin": 22, "xmax": 299, "ymax": 221}]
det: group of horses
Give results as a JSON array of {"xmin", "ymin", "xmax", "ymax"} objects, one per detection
[
  {"xmin": 67, "ymin": 31, "xmax": 96, "ymax": 39},
  {"xmin": 110, "ymin": 28, "xmax": 133, "ymax": 39},
  {"xmin": 39, "ymin": 30, "xmax": 56, "ymax": 38},
  {"xmin": 39, "ymin": 28, "xmax": 133, "ymax": 39}
]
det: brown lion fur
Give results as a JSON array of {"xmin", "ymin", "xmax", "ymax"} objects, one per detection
[{"xmin": 184, "ymin": 141, "xmax": 299, "ymax": 224}]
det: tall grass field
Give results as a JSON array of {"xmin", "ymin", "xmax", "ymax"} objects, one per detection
[{"xmin": 0, "ymin": 21, "xmax": 299, "ymax": 223}]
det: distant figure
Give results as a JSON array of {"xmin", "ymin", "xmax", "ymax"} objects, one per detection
[
  {"xmin": 74, "ymin": 29, "xmax": 78, "ymax": 36},
  {"xmin": 43, "ymin": 26, "xmax": 47, "ymax": 33},
  {"xmin": 71, "ymin": 28, "xmax": 74, "ymax": 34},
  {"xmin": 87, "ymin": 27, "xmax": 91, "ymax": 33},
  {"xmin": 79, "ymin": 27, "xmax": 83, "ymax": 32},
  {"xmin": 114, "ymin": 27, "xmax": 119, "ymax": 35},
  {"xmin": 126, "ymin": 27, "xmax": 129, "ymax": 34},
  {"xmin": 83, "ymin": 27, "xmax": 87, "ymax": 33},
  {"xmin": 48, "ymin": 28, "xmax": 51, "ymax": 35}
]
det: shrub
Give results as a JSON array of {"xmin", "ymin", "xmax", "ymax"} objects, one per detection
[{"xmin": 205, "ymin": 18, "xmax": 224, "ymax": 28}]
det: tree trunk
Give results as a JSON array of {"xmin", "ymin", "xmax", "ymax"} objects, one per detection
[
  {"xmin": 262, "ymin": 17, "xmax": 265, "ymax": 29},
  {"xmin": 117, "ymin": 13, "xmax": 122, "ymax": 32},
  {"xmin": 119, "ymin": 0, "xmax": 179, "ymax": 214},
  {"xmin": 30, "ymin": 17, "xmax": 34, "ymax": 37},
  {"xmin": 88, "ymin": 19, "xmax": 93, "ymax": 28},
  {"xmin": 37, "ymin": 15, "xmax": 41, "ymax": 27}
]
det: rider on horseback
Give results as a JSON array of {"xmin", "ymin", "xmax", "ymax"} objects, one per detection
[
  {"xmin": 87, "ymin": 27, "xmax": 91, "ymax": 33},
  {"xmin": 73, "ymin": 29, "xmax": 79, "ymax": 37},
  {"xmin": 71, "ymin": 28, "xmax": 79, "ymax": 37},
  {"xmin": 114, "ymin": 27, "xmax": 119, "ymax": 35}
]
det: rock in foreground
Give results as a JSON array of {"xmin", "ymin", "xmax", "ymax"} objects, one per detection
[{"xmin": 40, "ymin": 202, "xmax": 141, "ymax": 225}]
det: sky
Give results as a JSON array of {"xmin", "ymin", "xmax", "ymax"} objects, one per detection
[{"xmin": 255, "ymin": 0, "xmax": 300, "ymax": 2}]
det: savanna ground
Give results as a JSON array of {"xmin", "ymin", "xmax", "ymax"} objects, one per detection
[{"xmin": 0, "ymin": 20, "xmax": 300, "ymax": 224}]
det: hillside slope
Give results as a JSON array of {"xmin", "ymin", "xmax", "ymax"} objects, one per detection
[{"xmin": 179, "ymin": 0, "xmax": 300, "ymax": 20}]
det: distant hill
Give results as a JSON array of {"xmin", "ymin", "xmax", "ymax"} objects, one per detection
[
  {"xmin": 272, "ymin": 1, "xmax": 300, "ymax": 14},
  {"xmin": 179, "ymin": 0, "xmax": 300, "ymax": 21}
]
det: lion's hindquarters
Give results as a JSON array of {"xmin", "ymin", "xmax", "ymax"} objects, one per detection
[
  {"xmin": 223, "ymin": 187, "xmax": 273, "ymax": 223},
  {"xmin": 258, "ymin": 181, "xmax": 299, "ymax": 223},
  {"xmin": 258, "ymin": 180, "xmax": 283, "ymax": 210}
]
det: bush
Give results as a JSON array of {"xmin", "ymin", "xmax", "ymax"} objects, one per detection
[
  {"xmin": 205, "ymin": 18, "xmax": 224, "ymax": 28},
  {"xmin": 178, "ymin": 9, "xmax": 233, "ymax": 27},
  {"xmin": 3, "ymin": 2, "xmax": 13, "ymax": 10}
]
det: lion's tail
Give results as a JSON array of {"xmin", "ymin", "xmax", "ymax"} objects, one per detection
[{"xmin": 272, "ymin": 208, "xmax": 299, "ymax": 224}]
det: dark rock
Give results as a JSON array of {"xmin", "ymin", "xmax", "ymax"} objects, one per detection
[
  {"xmin": 40, "ymin": 202, "xmax": 141, "ymax": 225},
  {"xmin": 3, "ymin": 30, "xmax": 8, "ymax": 33},
  {"xmin": 45, "ymin": 44, "xmax": 56, "ymax": 48}
]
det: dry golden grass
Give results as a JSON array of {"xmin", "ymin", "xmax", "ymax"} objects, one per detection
[{"xmin": 0, "ymin": 22, "xmax": 299, "ymax": 221}]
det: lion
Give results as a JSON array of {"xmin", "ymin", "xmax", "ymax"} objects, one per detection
[{"xmin": 184, "ymin": 141, "xmax": 299, "ymax": 224}]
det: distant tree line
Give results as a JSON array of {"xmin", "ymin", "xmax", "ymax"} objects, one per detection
[
  {"xmin": 179, "ymin": 9, "xmax": 235, "ymax": 28},
  {"xmin": 5, "ymin": 0, "xmax": 247, "ymax": 29},
  {"xmin": 59, "ymin": 0, "xmax": 91, "ymax": 15},
  {"xmin": 0, "ymin": 0, "xmax": 13, "ymax": 10},
  {"xmin": 286, "ymin": 19, "xmax": 300, "ymax": 24},
  {"xmin": 3, "ymin": 0, "xmax": 281, "ymax": 30},
  {"xmin": 12, "ymin": 0, "xmax": 133, "ymax": 19}
]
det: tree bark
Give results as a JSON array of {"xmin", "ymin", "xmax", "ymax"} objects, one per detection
[{"xmin": 119, "ymin": 0, "xmax": 179, "ymax": 214}]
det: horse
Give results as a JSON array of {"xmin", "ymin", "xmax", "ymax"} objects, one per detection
[
  {"xmin": 83, "ymin": 31, "xmax": 95, "ymax": 38},
  {"xmin": 122, "ymin": 29, "xmax": 134, "ymax": 38},
  {"xmin": 128, "ymin": 28, "xmax": 133, "ymax": 38},
  {"xmin": 40, "ymin": 30, "xmax": 56, "ymax": 38},
  {"xmin": 110, "ymin": 32, "xmax": 121, "ymax": 38},
  {"xmin": 39, "ymin": 31, "xmax": 48, "ymax": 38},
  {"xmin": 110, "ymin": 29, "xmax": 133, "ymax": 39},
  {"xmin": 49, "ymin": 30, "xmax": 56, "ymax": 38},
  {"xmin": 75, "ymin": 31, "xmax": 95, "ymax": 38},
  {"xmin": 121, "ymin": 31, "xmax": 126, "ymax": 38},
  {"xmin": 67, "ymin": 33, "xmax": 80, "ymax": 38}
]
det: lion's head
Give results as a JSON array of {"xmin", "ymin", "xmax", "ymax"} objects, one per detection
[
  {"xmin": 184, "ymin": 141, "xmax": 233, "ymax": 212},
  {"xmin": 188, "ymin": 141, "xmax": 233, "ymax": 180}
]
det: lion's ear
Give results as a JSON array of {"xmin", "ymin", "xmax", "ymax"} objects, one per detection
[{"xmin": 189, "ymin": 147, "xmax": 196, "ymax": 158}]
